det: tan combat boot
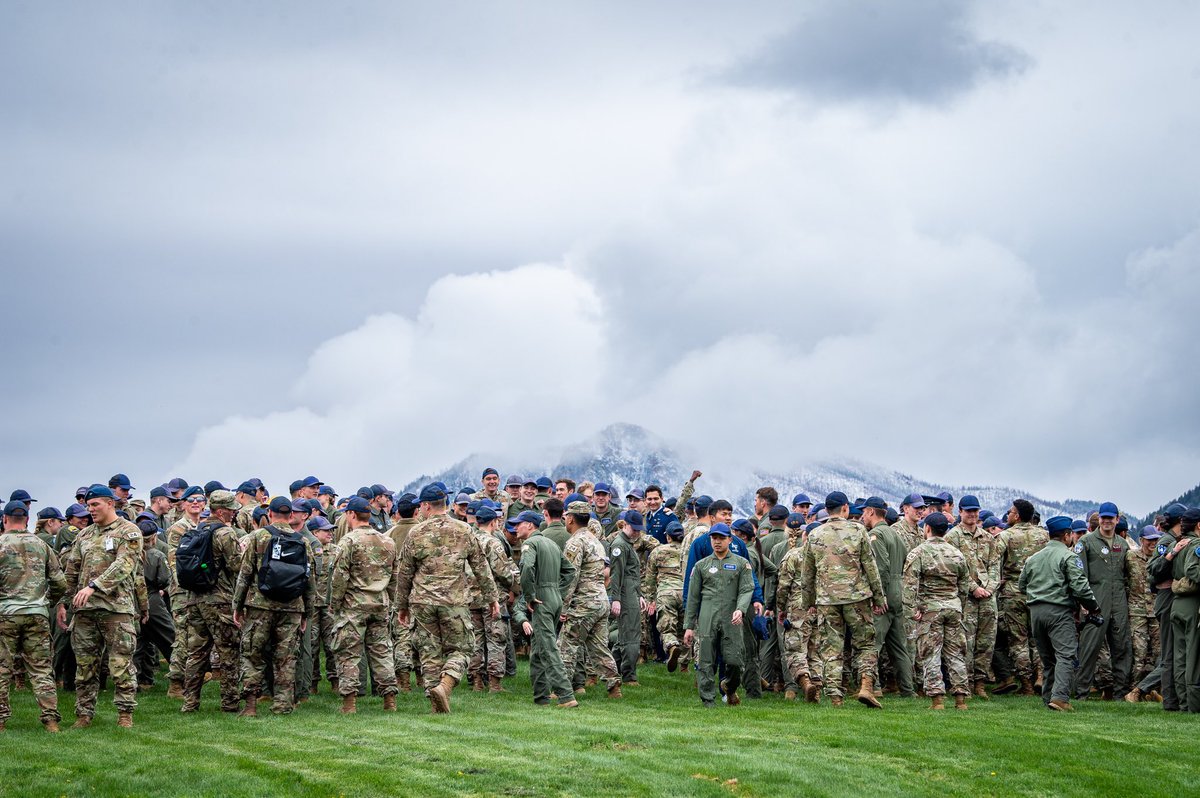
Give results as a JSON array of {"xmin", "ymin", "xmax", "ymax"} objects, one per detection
[
  {"xmin": 831, "ymin": 695, "xmax": 844, "ymax": 707},
  {"xmin": 167, "ymin": 680, "xmax": 184, "ymax": 699},
  {"xmin": 954, "ymin": 695, "xmax": 968, "ymax": 711},
  {"xmin": 488, "ymin": 675, "xmax": 506, "ymax": 693},
  {"xmin": 395, "ymin": 671, "xmax": 409, "ymax": 693},
  {"xmin": 607, "ymin": 682, "xmax": 623, "ymax": 699},
  {"xmin": 1017, "ymin": 678, "xmax": 1035, "ymax": 696},
  {"xmin": 992, "ymin": 677, "xmax": 1017, "ymax": 694},
  {"xmin": 1124, "ymin": 688, "xmax": 1142, "ymax": 704},
  {"xmin": 973, "ymin": 682, "xmax": 989, "ymax": 699},
  {"xmin": 43, "ymin": 720, "xmax": 60, "ymax": 733},
  {"xmin": 784, "ymin": 688, "xmax": 798, "ymax": 701},
  {"xmin": 71, "ymin": 716, "xmax": 92, "ymax": 729},
  {"xmin": 1048, "ymin": 698, "xmax": 1073, "ymax": 712},
  {"xmin": 1147, "ymin": 690, "xmax": 1163, "ymax": 702},
  {"xmin": 383, "ymin": 695, "xmax": 397, "ymax": 712},
  {"xmin": 340, "ymin": 695, "xmax": 357, "ymax": 714},
  {"xmin": 726, "ymin": 688, "xmax": 741, "ymax": 706},
  {"xmin": 930, "ymin": 696, "xmax": 945, "ymax": 710},
  {"xmin": 856, "ymin": 676, "xmax": 883, "ymax": 708},
  {"xmin": 238, "ymin": 698, "xmax": 258, "ymax": 718},
  {"xmin": 117, "ymin": 712, "xmax": 133, "ymax": 728},
  {"xmin": 429, "ymin": 674, "xmax": 456, "ymax": 714}
]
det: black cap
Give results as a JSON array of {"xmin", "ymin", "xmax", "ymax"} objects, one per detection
[
  {"xmin": 924, "ymin": 512, "xmax": 950, "ymax": 534},
  {"xmin": 268, "ymin": 496, "xmax": 293, "ymax": 514}
]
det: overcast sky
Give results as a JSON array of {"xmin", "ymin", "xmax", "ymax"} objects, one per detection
[{"xmin": 3, "ymin": 1, "xmax": 1198, "ymax": 514}]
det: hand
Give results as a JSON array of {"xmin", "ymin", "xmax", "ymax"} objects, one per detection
[
  {"xmin": 972, "ymin": 587, "xmax": 989, "ymax": 599},
  {"xmin": 521, "ymin": 621, "xmax": 532, "ymax": 636},
  {"xmin": 232, "ymin": 610, "xmax": 243, "ymax": 628},
  {"xmin": 690, "ymin": 470, "xmax": 702, "ymax": 483},
  {"xmin": 806, "ymin": 607, "xmax": 816, "ymax": 619},
  {"xmin": 646, "ymin": 602, "xmax": 656, "ymax": 615},
  {"xmin": 56, "ymin": 604, "xmax": 68, "ymax": 631},
  {"xmin": 777, "ymin": 612, "xmax": 787, "ymax": 625},
  {"xmin": 142, "ymin": 613, "xmax": 149, "ymax": 624},
  {"xmin": 72, "ymin": 586, "xmax": 95, "ymax": 609},
  {"xmin": 559, "ymin": 614, "xmax": 567, "ymax": 623},
  {"xmin": 397, "ymin": 609, "xmax": 410, "ymax": 626},
  {"xmin": 731, "ymin": 609, "xmax": 744, "ymax": 626},
  {"xmin": 1173, "ymin": 539, "xmax": 1189, "ymax": 554},
  {"xmin": 913, "ymin": 611, "xmax": 923, "ymax": 622},
  {"xmin": 489, "ymin": 601, "xmax": 501, "ymax": 620},
  {"xmin": 611, "ymin": 600, "xmax": 621, "ymax": 617},
  {"xmin": 300, "ymin": 617, "xmax": 308, "ymax": 634},
  {"xmin": 765, "ymin": 609, "xmax": 775, "ymax": 620},
  {"xmin": 683, "ymin": 629, "xmax": 694, "ymax": 646},
  {"xmin": 872, "ymin": 603, "xmax": 886, "ymax": 616},
  {"xmin": 753, "ymin": 602, "xmax": 764, "ymax": 617}
]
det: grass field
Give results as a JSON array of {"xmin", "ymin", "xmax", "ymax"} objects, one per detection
[{"xmin": 0, "ymin": 663, "xmax": 1190, "ymax": 798}]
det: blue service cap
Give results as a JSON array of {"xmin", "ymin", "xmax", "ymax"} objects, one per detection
[
  {"xmin": 594, "ymin": 482, "xmax": 613, "ymax": 495},
  {"xmin": 624, "ymin": 510, "xmax": 645, "ymax": 531},
  {"xmin": 563, "ymin": 492, "xmax": 587, "ymax": 506},
  {"xmin": 203, "ymin": 480, "xmax": 226, "ymax": 495},
  {"xmin": 108, "ymin": 473, "xmax": 134, "ymax": 490},
  {"xmin": 84, "ymin": 485, "xmax": 115, "ymax": 501},
  {"xmin": 626, "ymin": 488, "xmax": 645, "ymax": 501},
  {"xmin": 1141, "ymin": 525, "xmax": 1162, "ymax": 540},
  {"xmin": 37, "ymin": 506, "xmax": 66, "ymax": 521},
  {"xmin": 306, "ymin": 499, "xmax": 323, "ymax": 514},
  {"xmin": 235, "ymin": 481, "xmax": 258, "ymax": 494},
  {"xmin": 1071, "ymin": 519, "xmax": 1088, "ymax": 532},
  {"xmin": 768, "ymin": 505, "xmax": 789, "ymax": 521},
  {"xmin": 935, "ymin": 491, "xmax": 953, "ymax": 504},
  {"xmin": 921, "ymin": 494, "xmax": 942, "ymax": 506},
  {"xmin": 959, "ymin": 495, "xmax": 981, "ymax": 511},
  {"xmin": 902, "ymin": 493, "xmax": 927, "ymax": 508},
  {"xmin": 302, "ymin": 476, "xmax": 323, "ymax": 487},
  {"xmin": 709, "ymin": 523, "xmax": 732, "ymax": 538},
  {"xmin": 66, "ymin": 503, "xmax": 89, "ymax": 518},
  {"xmin": 466, "ymin": 500, "xmax": 483, "ymax": 515},
  {"xmin": 535, "ymin": 476, "xmax": 553, "ymax": 490},
  {"xmin": 666, "ymin": 497, "xmax": 678, "ymax": 509},
  {"xmin": 730, "ymin": 518, "xmax": 755, "ymax": 536},
  {"xmin": 476, "ymin": 506, "xmax": 499, "ymax": 524},
  {"xmin": 10, "ymin": 489, "xmax": 36, "ymax": 503},
  {"xmin": 862, "ymin": 496, "xmax": 887, "ymax": 511},
  {"xmin": 665, "ymin": 520, "xmax": 685, "ymax": 538},
  {"xmin": 979, "ymin": 510, "xmax": 994, "ymax": 521},
  {"xmin": 786, "ymin": 513, "xmax": 806, "ymax": 529},
  {"xmin": 1046, "ymin": 515, "xmax": 1073, "ymax": 535},
  {"xmin": 504, "ymin": 474, "xmax": 523, "ymax": 488},
  {"xmin": 288, "ymin": 479, "xmax": 304, "ymax": 494},
  {"xmin": 1097, "ymin": 502, "xmax": 1119, "ymax": 518},
  {"xmin": 512, "ymin": 510, "xmax": 545, "ymax": 527},
  {"xmin": 693, "ymin": 495, "xmax": 714, "ymax": 511},
  {"xmin": 483, "ymin": 499, "xmax": 503, "ymax": 512},
  {"xmin": 849, "ymin": 503, "xmax": 865, "ymax": 516},
  {"xmin": 290, "ymin": 499, "xmax": 312, "ymax": 514},
  {"xmin": 418, "ymin": 484, "xmax": 447, "ymax": 503},
  {"xmin": 247, "ymin": 478, "xmax": 264, "ymax": 489},
  {"xmin": 805, "ymin": 521, "xmax": 823, "ymax": 533},
  {"xmin": 885, "ymin": 507, "xmax": 900, "ymax": 525},
  {"xmin": 395, "ymin": 492, "xmax": 419, "ymax": 511},
  {"xmin": 318, "ymin": 485, "xmax": 336, "ymax": 497},
  {"xmin": 180, "ymin": 486, "xmax": 205, "ymax": 501},
  {"xmin": 2, "ymin": 500, "xmax": 28, "ymax": 517},
  {"xmin": 307, "ymin": 516, "xmax": 334, "ymax": 532},
  {"xmin": 482, "ymin": 467, "xmax": 499, "ymax": 479},
  {"xmin": 137, "ymin": 519, "xmax": 161, "ymax": 536},
  {"xmin": 149, "ymin": 486, "xmax": 170, "ymax": 500},
  {"xmin": 268, "ymin": 497, "xmax": 294, "ymax": 514},
  {"xmin": 792, "ymin": 493, "xmax": 812, "ymax": 506},
  {"xmin": 252, "ymin": 506, "xmax": 270, "ymax": 523},
  {"xmin": 433, "ymin": 481, "xmax": 448, "ymax": 492},
  {"xmin": 167, "ymin": 477, "xmax": 189, "ymax": 492},
  {"xmin": 521, "ymin": 476, "xmax": 538, "ymax": 487},
  {"xmin": 355, "ymin": 486, "xmax": 374, "ymax": 500},
  {"xmin": 454, "ymin": 493, "xmax": 471, "ymax": 506},
  {"xmin": 370, "ymin": 483, "xmax": 390, "ymax": 497},
  {"xmin": 135, "ymin": 511, "xmax": 158, "ymax": 523},
  {"xmin": 75, "ymin": 486, "xmax": 89, "ymax": 499},
  {"xmin": 924, "ymin": 512, "xmax": 950, "ymax": 533},
  {"xmin": 982, "ymin": 515, "xmax": 1002, "ymax": 529},
  {"xmin": 824, "ymin": 491, "xmax": 849, "ymax": 510}
]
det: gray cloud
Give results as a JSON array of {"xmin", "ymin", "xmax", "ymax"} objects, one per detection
[{"xmin": 719, "ymin": 0, "xmax": 1030, "ymax": 104}]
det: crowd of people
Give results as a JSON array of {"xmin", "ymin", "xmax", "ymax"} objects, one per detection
[{"xmin": 1, "ymin": 468, "xmax": 1197, "ymax": 732}]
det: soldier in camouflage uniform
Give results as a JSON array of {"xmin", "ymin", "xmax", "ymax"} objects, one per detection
[
  {"xmin": 178, "ymin": 491, "xmax": 243, "ymax": 713},
  {"xmin": 0, "ymin": 501, "xmax": 67, "ymax": 732},
  {"xmin": 62, "ymin": 485, "xmax": 144, "ymax": 728},
  {"xmin": 775, "ymin": 524, "xmax": 823, "ymax": 702},
  {"xmin": 395, "ymin": 485, "xmax": 499, "ymax": 714},
  {"xmin": 467, "ymin": 506, "xmax": 518, "ymax": 692},
  {"xmin": 645, "ymin": 520, "xmax": 689, "ymax": 672},
  {"xmin": 163, "ymin": 485, "xmax": 206, "ymax": 698},
  {"xmin": 799, "ymin": 492, "xmax": 886, "ymax": 708},
  {"xmin": 559, "ymin": 501, "xmax": 623, "ymax": 697},
  {"xmin": 904, "ymin": 512, "xmax": 971, "ymax": 709},
  {"xmin": 234, "ymin": 482, "xmax": 260, "ymax": 537},
  {"xmin": 53, "ymin": 503, "xmax": 90, "ymax": 689},
  {"xmin": 1125, "ymin": 526, "xmax": 1161, "ymax": 699},
  {"xmin": 386, "ymin": 493, "xmax": 421, "ymax": 691},
  {"xmin": 330, "ymin": 496, "xmax": 400, "ymax": 714},
  {"xmin": 305, "ymin": 516, "xmax": 337, "ymax": 695},
  {"xmin": 994, "ymin": 499, "xmax": 1048, "ymax": 696},
  {"xmin": 944, "ymin": 495, "xmax": 1000, "ymax": 697},
  {"xmin": 232, "ymin": 497, "xmax": 317, "ymax": 716}
]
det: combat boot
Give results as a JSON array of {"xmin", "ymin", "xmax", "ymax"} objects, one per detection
[
  {"xmin": 726, "ymin": 688, "xmax": 741, "ymax": 706},
  {"xmin": 117, "ymin": 712, "xmax": 133, "ymax": 728},
  {"xmin": 556, "ymin": 699, "xmax": 579, "ymax": 708},
  {"xmin": 802, "ymin": 676, "xmax": 820, "ymax": 704},
  {"xmin": 830, "ymin": 695, "xmax": 844, "ymax": 707},
  {"xmin": 666, "ymin": 645, "xmax": 681, "ymax": 672},
  {"xmin": 471, "ymin": 674, "xmax": 484, "ymax": 692},
  {"xmin": 167, "ymin": 679, "xmax": 184, "ymax": 699},
  {"xmin": 383, "ymin": 695, "xmax": 396, "ymax": 711},
  {"xmin": 329, "ymin": 676, "xmax": 340, "ymax": 693},
  {"xmin": 489, "ymin": 676, "xmax": 506, "ymax": 693},
  {"xmin": 1101, "ymin": 687, "xmax": 1114, "ymax": 701},
  {"xmin": 43, "ymin": 720, "xmax": 60, "ymax": 733},
  {"xmin": 574, "ymin": 684, "xmax": 586, "ymax": 695},
  {"xmin": 856, "ymin": 676, "xmax": 882, "ymax": 708},
  {"xmin": 929, "ymin": 696, "xmax": 945, "ymax": 710},
  {"xmin": 954, "ymin": 695, "xmax": 968, "ymax": 711},
  {"xmin": 992, "ymin": 677, "xmax": 1017, "ymax": 694},
  {"xmin": 394, "ymin": 672, "xmax": 409, "ymax": 693},
  {"xmin": 429, "ymin": 674, "xmax": 456, "ymax": 714},
  {"xmin": 883, "ymin": 676, "xmax": 899, "ymax": 695},
  {"xmin": 1147, "ymin": 690, "xmax": 1163, "ymax": 702},
  {"xmin": 1048, "ymin": 699, "xmax": 1073, "ymax": 712},
  {"xmin": 340, "ymin": 695, "xmax": 357, "ymax": 714},
  {"xmin": 607, "ymin": 682, "xmax": 623, "ymax": 699},
  {"xmin": 584, "ymin": 677, "xmax": 597, "ymax": 688},
  {"xmin": 784, "ymin": 688, "xmax": 798, "ymax": 701},
  {"xmin": 238, "ymin": 699, "xmax": 258, "ymax": 718},
  {"xmin": 772, "ymin": 681, "xmax": 785, "ymax": 693},
  {"xmin": 1018, "ymin": 678, "xmax": 1035, "ymax": 696},
  {"xmin": 1124, "ymin": 688, "xmax": 1142, "ymax": 703},
  {"xmin": 973, "ymin": 682, "xmax": 989, "ymax": 699},
  {"xmin": 71, "ymin": 716, "xmax": 92, "ymax": 729}
]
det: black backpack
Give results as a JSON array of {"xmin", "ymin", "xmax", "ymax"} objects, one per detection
[
  {"xmin": 176, "ymin": 521, "xmax": 222, "ymax": 593},
  {"xmin": 257, "ymin": 526, "xmax": 309, "ymax": 602}
]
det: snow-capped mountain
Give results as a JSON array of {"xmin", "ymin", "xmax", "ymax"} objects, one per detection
[{"xmin": 401, "ymin": 422, "xmax": 1099, "ymax": 519}]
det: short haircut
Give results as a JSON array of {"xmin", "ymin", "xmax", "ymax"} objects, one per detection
[
  {"xmin": 645, "ymin": 485, "xmax": 663, "ymax": 499},
  {"xmin": 397, "ymin": 504, "xmax": 417, "ymax": 519},
  {"xmin": 709, "ymin": 499, "xmax": 733, "ymax": 514},
  {"xmin": 756, "ymin": 487, "xmax": 778, "ymax": 505},
  {"xmin": 555, "ymin": 478, "xmax": 576, "ymax": 492},
  {"xmin": 352, "ymin": 511, "xmax": 371, "ymax": 523},
  {"xmin": 568, "ymin": 512, "xmax": 591, "ymax": 528},
  {"xmin": 1012, "ymin": 499, "xmax": 1035, "ymax": 523},
  {"xmin": 577, "ymin": 481, "xmax": 594, "ymax": 494},
  {"xmin": 543, "ymin": 498, "xmax": 564, "ymax": 519}
]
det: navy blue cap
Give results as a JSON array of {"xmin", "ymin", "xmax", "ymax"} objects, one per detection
[
  {"xmin": 135, "ymin": 511, "xmax": 158, "ymax": 523},
  {"xmin": 180, "ymin": 486, "xmax": 205, "ymax": 501},
  {"xmin": 466, "ymin": 500, "xmax": 483, "ymax": 515},
  {"xmin": 884, "ymin": 507, "xmax": 900, "ymax": 525},
  {"xmin": 979, "ymin": 509, "xmax": 994, "ymax": 521},
  {"xmin": 454, "ymin": 493, "xmax": 471, "ymax": 506},
  {"xmin": 1141, "ymin": 525, "xmax": 1162, "ymax": 540},
  {"xmin": 512, "ymin": 510, "xmax": 545, "ymax": 527},
  {"xmin": 786, "ymin": 513, "xmax": 806, "ymax": 529},
  {"xmin": 862, "ymin": 496, "xmax": 887, "ymax": 511},
  {"xmin": 4, "ymin": 500, "xmax": 30, "ymax": 517},
  {"xmin": 370, "ymin": 483, "xmax": 390, "ymax": 497},
  {"xmin": 1116, "ymin": 518, "xmax": 1129, "ymax": 533},
  {"xmin": 482, "ymin": 467, "xmax": 499, "ymax": 479},
  {"xmin": 1046, "ymin": 515, "xmax": 1073, "ymax": 535},
  {"xmin": 665, "ymin": 520, "xmax": 685, "ymax": 538},
  {"xmin": 849, "ymin": 503, "xmax": 864, "ymax": 516},
  {"xmin": 505, "ymin": 474, "xmax": 523, "ymax": 488},
  {"xmin": 433, "ymin": 481, "xmax": 448, "ymax": 492},
  {"xmin": 693, "ymin": 495, "xmax": 714, "ymax": 511},
  {"xmin": 290, "ymin": 499, "xmax": 311, "ymax": 514},
  {"xmin": 288, "ymin": 480, "xmax": 304, "ymax": 494},
  {"xmin": 1071, "ymin": 519, "xmax": 1088, "ymax": 532},
  {"xmin": 75, "ymin": 486, "xmax": 89, "ymax": 498},
  {"xmin": 824, "ymin": 491, "xmax": 849, "ymax": 510},
  {"xmin": 1183, "ymin": 508, "xmax": 1200, "ymax": 524},
  {"xmin": 84, "ymin": 485, "xmax": 115, "ymax": 501},
  {"xmin": 535, "ymin": 477, "xmax": 553, "ymax": 490},
  {"xmin": 936, "ymin": 491, "xmax": 953, "ymax": 505},
  {"xmin": 768, "ymin": 505, "xmax": 789, "ymax": 521},
  {"xmin": 301, "ymin": 476, "xmax": 322, "ymax": 488},
  {"xmin": 982, "ymin": 515, "xmax": 1002, "ymax": 529},
  {"xmin": 805, "ymin": 521, "xmax": 823, "ymax": 533},
  {"xmin": 149, "ymin": 486, "xmax": 170, "ymax": 500},
  {"xmin": 624, "ymin": 510, "xmax": 645, "ymax": 531},
  {"xmin": 203, "ymin": 480, "xmax": 226, "ymax": 495},
  {"xmin": 306, "ymin": 499, "xmax": 323, "ymax": 514},
  {"xmin": 418, "ymin": 484, "xmax": 447, "ymax": 503},
  {"xmin": 318, "ymin": 485, "xmax": 336, "ymax": 497},
  {"xmin": 924, "ymin": 512, "xmax": 950, "ymax": 533},
  {"xmin": 665, "ymin": 497, "xmax": 678, "ymax": 509},
  {"xmin": 709, "ymin": 523, "xmax": 732, "ymax": 537},
  {"xmin": 308, "ymin": 516, "xmax": 334, "ymax": 532},
  {"xmin": 66, "ymin": 503, "xmax": 89, "ymax": 518},
  {"xmin": 167, "ymin": 478, "xmax": 189, "ymax": 492},
  {"xmin": 730, "ymin": 518, "xmax": 755, "ymax": 537},
  {"xmin": 521, "ymin": 476, "xmax": 538, "ymax": 487},
  {"xmin": 137, "ymin": 519, "xmax": 161, "ymax": 536},
  {"xmin": 235, "ymin": 481, "xmax": 258, "ymax": 494},
  {"xmin": 1097, "ymin": 502, "xmax": 1119, "ymax": 518},
  {"xmin": 626, "ymin": 488, "xmax": 645, "ymax": 501},
  {"xmin": 9, "ymin": 489, "xmax": 35, "ymax": 503},
  {"xmin": 476, "ymin": 506, "xmax": 499, "ymax": 524},
  {"xmin": 252, "ymin": 506, "xmax": 270, "ymax": 523},
  {"xmin": 108, "ymin": 473, "xmax": 134, "ymax": 490},
  {"xmin": 594, "ymin": 482, "xmax": 612, "ymax": 495},
  {"xmin": 564, "ymin": 492, "xmax": 587, "ymax": 506},
  {"xmin": 1164, "ymin": 503, "xmax": 1188, "ymax": 521},
  {"xmin": 268, "ymin": 497, "xmax": 293, "ymax": 514},
  {"xmin": 959, "ymin": 495, "xmax": 981, "ymax": 511},
  {"xmin": 902, "ymin": 493, "xmax": 927, "ymax": 508},
  {"xmin": 395, "ymin": 492, "xmax": 419, "ymax": 511},
  {"xmin": 355, "ymin": 486, "xmax": 374, "ymax": 500},
  {"xmin": 37, "ymin": 506, "xmax": 66, "ymax": 521},
  {"xmin": 792, "ymin": 493, "xmax": 812, "ymax": 506}
]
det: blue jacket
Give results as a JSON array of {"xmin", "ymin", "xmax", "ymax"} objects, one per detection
[{"xmin": 645, "ymin": 508, "xmax": 673, "ymax": 544}]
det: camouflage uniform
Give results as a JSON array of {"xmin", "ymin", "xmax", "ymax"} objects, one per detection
[
  {"xmin": 468, "ymin": 529, "xmax": 517, "ymax": 684},
  {"xmin": 799, "ymin": 518, "xmax": 885, "ymax": 699},
  {"xmin": 0, "ymin": 529, "xmax": 67, "ymax": 725},
  {"xmin": 164, "ymin": 515, "xmax": 198, "ymax": 686},
  {"xmin": 996, "ymin": 522, "xmax": 1048, "ymax": 684},
  {"xmin": 559, "ymin": 526, "xmax": 621, "ymax": 689},
  {"xmin": 63, "ymin": 517, "xmax": 144, "ymax": 720},
  {"xmin": 234, "ymin": 502, "xmax": 258, "ymax": 538},
  {"xmin": 181, "ymin": 518, "xmax": 243, "ymax": 712},
  {"xmin": 232, "ymin": 524, "xmax": 316, "ymax": 714},
  {"xmin": 395, "ymin": 514, "xmax": 497, "ymax": 689},
  {"xmin": 53, "ymin": 525, "xmax": 82, "ymax": 688},
  {"xmin": 945, "ymin": 524, "xmax": 1001, "ymax": 686},
  {"xmin": 904, "ymin": 537, "xmax": 970, "ymax": 697},
  {"xmin": 386, "ymin": 517, "xmax": 420, "ymax": 683},
  {"xmin": 773, "ymin": 535, "xmax": 822, "ymax": 692},
  {"xmin": 329, "ymin": 527, "xmax": 400, "ymax": 698},
  {"xmin": 644, "ymin": 538, "xmax": 688, "ymax": 665},
  {"xmin": 1127, "ymin": 545, "xmax": 1159, "ymax": 681}
]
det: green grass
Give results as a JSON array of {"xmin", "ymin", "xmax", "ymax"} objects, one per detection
[{"xmin": 0, "ymin": 663, "xmax": 1188, "ymax": 798}]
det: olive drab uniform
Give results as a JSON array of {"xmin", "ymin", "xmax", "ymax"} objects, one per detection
[
  {"xmin": 135, "ymin": 541, "xmax": 174, "ymax": 687},
  {"xmin": 329, "ymin": 527, "xmax": 400, "ymax": 699},
  {"xmin": 1019, "ymin": 539, "xmax": 1098, "ymax": 705},
  {"xmin": 996, "ymin": 522, "xmax": 1048, "ymax": 687},
  {"xmin": 607, "ymin": 531, "xmax": 642, "ymax": 683},
  {"xmin": 944, "ymin": 524, "xmax": 1001, "ymax": 688},
  {"xmin": 1146, "ymin": 528, "xmax": 1180, "ymax": 709},
  {"xmin": 63, "ymin": 517, "xmax": 145, "ymax": 720},
  {"xmin": 1072, "ymin": 530, "xmax": 1132, "ymax": 698},
  {"xmin": 684, "ymin": 551, "xmax": 754, "ymax": 703},
  {"xmin": 1168, "ymin": 533, "xmax": 1200, "ymax": 712},
  {"xmin": 871, "ymin": 522, "xmax": 914, "ymax": 696},
  {"xmin": 903, "ymin": 537, "xmax": 970, "ymax": 697},
  {"xmin": 0, "ymin": 529, "xmax": 68, "ymax": 726},
  {"xmin": 799, "ymin": 518, "xmax": 885, "ymax": 699},
  {"xmin": 181, "ymin": 520, "xmax": 243, "ymax": 712},
  {"xmin": 510, "ymin": 535, "xmax": 576, "ymax": 704}
]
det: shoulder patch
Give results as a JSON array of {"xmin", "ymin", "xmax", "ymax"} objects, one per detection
[
  {"xmin": 1074, "ymin": 557, "xmax": 1085, "ymax": 569},
  {"xmin": 1194, "ymin": 547, "xmax": 1200, "ymax": 558},
  {"xmin": 611, "ymin": 546, "xmax": 621, "ymax": 555},
  {"xmin": 1157, "ymin": 544, "xmax": 1168, "ymax": 556},
  {"xmin": 1072, "ymin": 542, "xmax": 1083, "ymax": 553}
]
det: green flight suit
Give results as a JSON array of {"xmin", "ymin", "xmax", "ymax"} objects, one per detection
[
  {"xmin": 684, "ymin": 551, "xmax": 754, "ymax": 704},
  {"xmin": 1019, "ymin": 539, "xmax": 1098, "ymax": 705},
  {"xmin": 1072, "ymin": 530, "xmax": 1132, "ymax": 698},
  {"xmin": 607, "ymin": 531, "xmax": 642, "ymax": 683},
  {"xmin": 1168, "ymin": 534, "xmax": 1200, "ymax": 712},
  {"xmin": 871, "ymin": 522, "xmax": 915, "ymax": 696},
  {"xmin": 512, "ymin": 535, "xmax": 576, "ymax": 705}
]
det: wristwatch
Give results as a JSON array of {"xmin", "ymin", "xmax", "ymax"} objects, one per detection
[{"xmin": 88, "ymin": 580, "xmax": 98, "ymax": 590}]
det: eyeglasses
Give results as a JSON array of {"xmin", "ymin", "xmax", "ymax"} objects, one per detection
[{"xmin": 185, "ymin": 498, "xmax": 206, "ymax": 505}]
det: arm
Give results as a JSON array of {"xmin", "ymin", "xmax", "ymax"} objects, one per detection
[
  {"xmin": 860, "ymin": 530, "xmax": 885, "ymax": 607},
  {"xmin": 328, "ymin": 540, "xmax": 350, "ymax": 610},
  {"xmin": 45, "ymin": 546, "xmax": 67, "ymax": 607},
  {"xmin": 91, "ymin": 529, "xmax": 143, "ymax": 595},
  {"xmin": 232, "ymin": 533, "xmax": 258, "ymax": 612},
  {"xmin": 735, "ymin": 560, "xmax": 754, "ymax": 617},
  {"xmin": 466, "ymin": 534, "xmax": 499, "ymax": 606},
  {"xmin": 1065, "ymin": 554, "xmax": 1099, "ymax": 612},
  {"xmin": 557, "ymin": 551, "xmax": 577, "ymax": 596},
  {"xmin": 560, "ymin": 540, "xmax": 584, "ymax": 609},
  {"xmin": 683, "ymin": 564, "xmax": 701, "ymax": 630}
]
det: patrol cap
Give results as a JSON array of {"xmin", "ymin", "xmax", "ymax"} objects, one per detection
[
  {"xmin": 137, "ymin": 519, "xmax": 160, "ymax": 537},
  {"xmin": 786, "ymin": 513, "xmax": 806, "ymax": 529},
  {"xmin": 371, "ymin": 484, "xmax": 390, "ymax": 497},
  {"xmin": 180, "ymin": 486, "xmax": 205, "ymax": 502},
  {"xmin": 792, "ymin": 493, "xmax": 812, "ymax": 507},
  {"xmin": 1046, "ymin": 515, "xmax": 1073, "ymax": 535},
  {"xmin": 290, "ymin": 499, "xmax": 312, "ymax": 514},
  {"xmin": 3, "ymin": 500, "xmax": 29, "ymax": 517},
  {"xmin": 37, "ymin": 506, "xmax": 66, "ymax": 521},
  {"xmin": 768, "ymin": 505, "xmax": 789, "ymax": 521},
  {"xmin": 535, "ymin": 477, "xmax": 553, "ymax": 490},
  {"xmin": 209, "ymin": 490, "xmax": 239, "ymax": 511},
  {"xmin": 1184, "ymin": 508, "xmax": 1200, "ymax": 524},
  {"xmin": 203, "ymin": 480, "xmax": 227, "ymax": 495},
  {"xmin": 624, "ymin": 510, "xmax": 645, "ymax": 531},
  {"xmin": 252, "ymin": 506, "xmax": 270, "ymax": 524},
  {"xmin": 149, "ymin": 486, "xmax": 171, "ymax": 500},
  {"xmin": 454, "ymin": 493, "xmax": 471, "ymax": 506},
  {"xmin": 512, "ymin": 510, "xmax": 545, "ymax": 527},
  {"xmin": 730, "ymin": 518, "xmax": 755, "ymax": 537},
  {"xmin": 318, "ymin": 485, "xmax": 336, "ymax": 497},
  {"xmin": 902, "ymin": 493, "xmax": 927, "ymax": 508},
  {"xmin": 709, "ymin": 523, "xmax": 732, "ymax": 538},
  {"xmin": 665, "ymin": 520, "xmax": 685, "ymax": 538},
  {"xmin": 505, "ymin": 474, "xmax": 524, "ymax": 488},
  {"xmin": 307, "ymin": 516, "xmax": 334, "ymax": 532},
  {"xmin": 167, "ymin": 477, "xmax": 189, "ymax": 492},
  {"xmin": 66, "ymin": 503, "xmax": 89, "ymax": 518},
  {"xmin": 566, "ymin": 501, "xmax": 592, "ymax": 516},
  {"xmin": 10, "ymin": 489, "xmax": 35, "ymax": 503},
  {"xmin": 84, "ymin": 485, "xmax": 115, "ymax": 501},
  {"xmin": 301, "ymin": 476, "xmax": 323, "ymax": 487},
  {"xmin": 475, "ymin": 506, "xmax": 499, "ymax": 524},
  {"xmin": 824, "ymin": 491, "xmax": 849, "ymax": 510},
  {"xmin": 626, "ymin": 488, "xmax": 645, "ymax": 501},
  {"xmin": 982, "ymin": 515, "xmax": 1002, "ymax": 530},
  {"xmin": 959, "ymin": 495, "xmax": 981, "ymax": 511},
  {"xmin": 924, "ymin": 512, "xmax": 950, "ymax": 533},
  {"xmin": 885, "ymin": 507, "xmax": 900, "ymax": 525},
  {"xmin": 1070, "ymin": 519, "xmax": 1088, "ymax": 532},
  {"xmin": 268, "ymin": 497, "xmax": 293, "ymax": 514},
  {"xmin": 482, "ymin": 467, "xmax": 499, "ymax": 479},
  {"xmin": 1097, "ymin": 502, "xmax": 1119, "ymax": 518},
  {"xmin": 1141, "ymin": 525, "xmax": 1163, "ymax": 540},
  {"xmin": 418, "ymin": 484, "xmax": 447, "ymax": 503},
  {"xmin": 1164, "ymin": 503, "xmax": 1188, "ymax": 522},
  {"xmin": 108, "ymin": 473, "xmax": 134, "ymax": 490},
  {"xmin": 594, "ymin": 482, "xmax": 613, "ymax": 495}
]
